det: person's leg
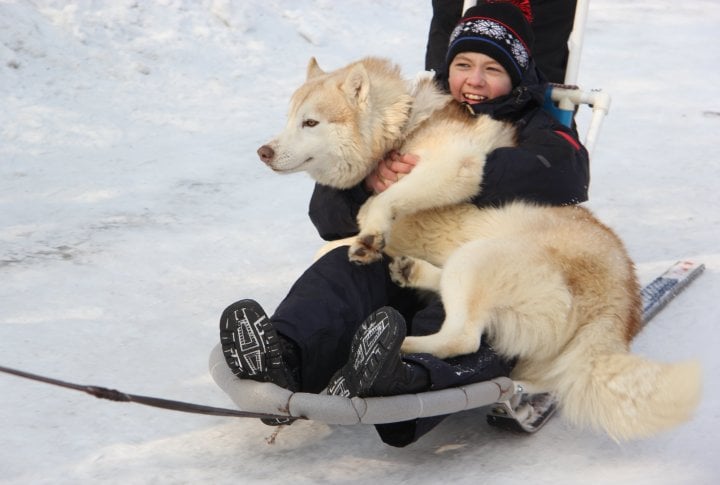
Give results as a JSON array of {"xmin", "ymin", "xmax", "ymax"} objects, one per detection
[
  {"xmin": 531, "ymin": 0, "xmax": 577, "ymax": 84},
  {"xmin": 220, "ymin": 298, "xmax": 299, "ymax": 390},
  {"xmin": 321, "ymin": 292, "xmax": 514, "ymax": 446},
  {"xmin": 425, "ymin": 0, "xmax": 463, "ymax": 88},
  {"xmin": 219, "ymin": 298, "xmax": 301, "ymax": 426},
  {"xmin": 271, "ymin": 246, "xmax": 412, "ymax": 392},
  {"xmin": 324, "ymin": 306, "xmax": 415, "ymax": 397},
  {"xmin": 374, "ymin": 297, "xmax": 515, "ymax": 447}
]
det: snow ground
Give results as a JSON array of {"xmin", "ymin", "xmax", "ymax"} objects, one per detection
[{"xmin": 1, "ymin": 1, "xmax": 719, "ymax": 483}]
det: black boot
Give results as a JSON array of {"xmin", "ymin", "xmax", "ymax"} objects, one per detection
[
  {"xmin": 369, "ymin": 358, "xmax": 430, "ymax": 397},
  {"xmin": 219, "ymin": 299, "xmax": 299, "ymax": 425},
  {"xmin": 326, "ymin": 307, "xmax": 429, "ymax": 397}
]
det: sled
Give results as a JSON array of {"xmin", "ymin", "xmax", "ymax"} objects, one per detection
[
  {"xmin": 209, "ymin": 260, "xmax": 704, "ymax": 429},
  {"xmin": 209, "ymin": 0, "xmax": 702, "ymax": 432}
]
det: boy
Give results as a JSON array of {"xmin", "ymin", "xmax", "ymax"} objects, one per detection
[{"xmin": 220, "ymin": 1, "xmax": 588, "ymax": 446}]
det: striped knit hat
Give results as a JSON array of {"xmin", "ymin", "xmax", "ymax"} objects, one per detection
[{"xmin": 446, "ymin": 1, "xmax": 534, "ymax": 87}]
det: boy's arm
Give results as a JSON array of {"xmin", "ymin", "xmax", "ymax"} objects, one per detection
[
  {"xmin": 308, "ymin": 183, "xmax": 370, "ymax": 241},
  {"xmin": 308, "ymin": 152, "xmax": 418, "ymax": 240},
  {"xmin": 474, "ymin": 120, "xmax": 590, "ymax": 207}
]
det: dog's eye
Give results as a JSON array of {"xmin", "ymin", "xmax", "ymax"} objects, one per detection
[{"xmin": 302, "ymin": 119, "xmax": 319, "ymax": 128}]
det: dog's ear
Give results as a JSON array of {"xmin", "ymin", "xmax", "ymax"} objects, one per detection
[
  {"xmin": 342, "ymin": 63, "xmax": 370, "ymax": 107},
  {"xmin": 306, "ymin": 57, "xmax": 325, "ymax": 79}
]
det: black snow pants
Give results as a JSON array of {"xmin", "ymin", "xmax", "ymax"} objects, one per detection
[{"xmin": 271, "ymin": 246, "xmax": 515, "ymax": 447}]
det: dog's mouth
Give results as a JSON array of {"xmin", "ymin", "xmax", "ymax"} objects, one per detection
[
  {"xmin": 463, "ymin": 93, "xmax": 488, "ymax": 103},
  {"xmin": 272, "ymin": 157, "xmax": 313, "ymax": 173}
]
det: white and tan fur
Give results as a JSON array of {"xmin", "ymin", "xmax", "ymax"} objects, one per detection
[{"xmin": 257, "ymin": 57, "xmax": 701, "ymax": 441}]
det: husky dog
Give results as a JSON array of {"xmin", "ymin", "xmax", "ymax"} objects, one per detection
[{"xmin": 257, "ymin": 57, "xmax": 701, "ymax": 441}]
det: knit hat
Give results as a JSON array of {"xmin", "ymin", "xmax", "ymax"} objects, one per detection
[{"xmin": 446, "ymin": 1, "xmax": 535, "ymax": 87}]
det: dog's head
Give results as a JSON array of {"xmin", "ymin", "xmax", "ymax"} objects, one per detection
[{"xmin": 257, "ymin": 58, "xmax": 384, "ymax": 189}]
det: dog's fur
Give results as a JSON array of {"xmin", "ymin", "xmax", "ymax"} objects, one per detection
[{"xmin": 257, "ymin": 57, "xmax": 701, "ymax": 441}]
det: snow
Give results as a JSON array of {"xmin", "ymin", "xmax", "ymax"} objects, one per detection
[{"xmin": 1, "ymin": 0, "xmax": 719, "ymax": 483}]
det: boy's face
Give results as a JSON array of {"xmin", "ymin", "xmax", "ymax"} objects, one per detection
[{"xmin": 448, "ymin": 52, "xmax": 513, "ymax": 105}]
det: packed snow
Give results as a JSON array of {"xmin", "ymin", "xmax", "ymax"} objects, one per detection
[{"xmin": 1, "ymin": 1, "xmax": 719, "ymax": 483}]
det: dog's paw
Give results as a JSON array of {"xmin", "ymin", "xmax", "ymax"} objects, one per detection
[
  {"xmin": 348, "ymin": 232, "xmax": 385, "ymax": 264},
  {"xmin": 400, "ymin": 337, "xmax": 414, "ymax": 354},
  {"xmin": 400, "ymin": 336, "xmax": 421, "ymax": 355},
  {"xmin": 389, "ymin": 255, "xmax": 417, "ymax": 287}
]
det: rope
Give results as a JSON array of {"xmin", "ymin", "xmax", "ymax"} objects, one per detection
[{"xmin": 0, "ymin": 365, "xmax": 304, "ymax": 421}]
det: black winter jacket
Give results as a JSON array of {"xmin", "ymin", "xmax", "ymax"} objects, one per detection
[{"xmin": 308, "ymin": 63, "xmax": 590, "ymax": 241}]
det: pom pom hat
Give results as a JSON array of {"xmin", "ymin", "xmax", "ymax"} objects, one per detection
[{"xmin": 446, "ymin": 1, "xmax": 535, "ymax": 87}]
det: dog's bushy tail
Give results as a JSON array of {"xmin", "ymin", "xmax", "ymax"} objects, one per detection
[{"xmin": 555, "ymin": 351, "xmax": 701, "ymax": 441}]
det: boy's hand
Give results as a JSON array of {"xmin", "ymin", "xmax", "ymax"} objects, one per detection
[{"xmin": 364, "ymin": 150, "xmax": 419, "ymax": 193}]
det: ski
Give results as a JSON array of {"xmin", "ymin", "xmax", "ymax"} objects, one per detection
[
  {"xmin": 640, "ymin": 260, "xmax": 705, "ymax": 325},
  {"xmin": 486, "ymin": 259, "xmax": 705, "ymax": 434}
]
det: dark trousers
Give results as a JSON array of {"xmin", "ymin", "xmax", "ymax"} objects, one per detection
[{"xmin": 271, "ymin": 247, "xmax": 514, "ymax": 446}]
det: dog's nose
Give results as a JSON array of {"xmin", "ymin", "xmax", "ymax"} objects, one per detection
[{"xmin": 257, "ymin": 145, "xmax": 275, "ymax": 164}]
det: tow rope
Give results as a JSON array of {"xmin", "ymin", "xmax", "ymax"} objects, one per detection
[{"xmin": 0, "ymin": 365, "xmax": 303, "ymax": 421}]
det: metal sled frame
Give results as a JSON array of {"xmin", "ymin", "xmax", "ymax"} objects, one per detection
[{"xmin": 209, "ymin": 344, "xmax": 515, "ymax": 425}]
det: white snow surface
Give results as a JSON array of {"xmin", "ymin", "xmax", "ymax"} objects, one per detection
[{"xmin": 1, "ymin": 1, "xmax": 719, "ymax": 483}]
